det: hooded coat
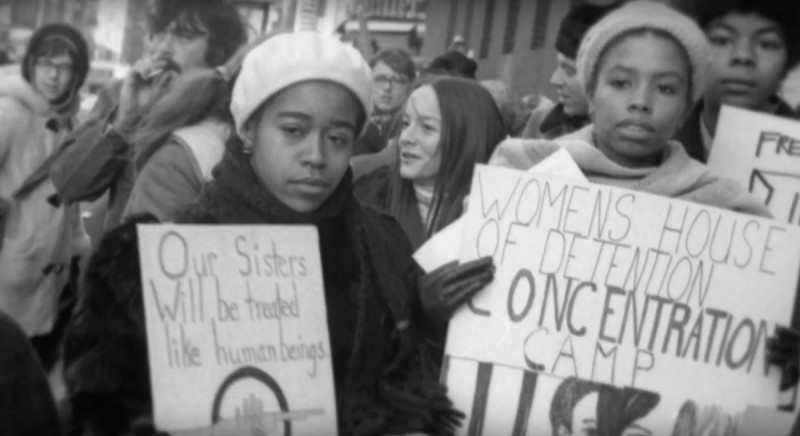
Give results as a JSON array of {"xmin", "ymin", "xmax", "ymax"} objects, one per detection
[{"xmin": 0, "ymin": 73, "xmax": 90, "ymax": 336}]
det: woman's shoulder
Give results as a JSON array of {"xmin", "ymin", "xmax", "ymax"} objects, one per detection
[
  {"xmin": 172, "ymin": 201, "xmax": 219, "ymax": 224},
  {"xmin": 488, "ymin": 136, "xmax": 564, "ymax": 171},
  {"xmin": 358, "ymin": 200, "xmax": 412, "ymax": 249},
  {"xmin": 353, "ymin": 164, "xmax": 393, "ymax": 210}
]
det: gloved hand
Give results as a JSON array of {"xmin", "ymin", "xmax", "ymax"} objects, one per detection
[
  {"xmin": 419, "ymin": 257, "xmax": 494, "ymax": 322},
  {"xmin": 126, "ymin": 417, "xmax": 170, "ymax": 436},
  {"xmin": 767, "ymin": 325, "xmax": 800, "ymax": 390}
]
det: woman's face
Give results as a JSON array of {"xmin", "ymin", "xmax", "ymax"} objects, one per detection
[
  {"xmin": 398, "ymin": 85, "xmax": 442, "ymax": 188},
  {"xmin": 246, "ymin": 81, "xmax": 361, "ymax": 213},
  {"xmin": 590, "ymin": 32, "xmax": 690, "ymax": 168},
  {"xmin": 704, "ymin": 12, "xmax": 788, "ymax": 111}
]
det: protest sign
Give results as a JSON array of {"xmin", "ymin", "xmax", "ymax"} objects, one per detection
[
  {"xmin": 137, "ymin": 225, "xmax": 337, "ymax": 435},
  {"xmin": 708, "ymin": 105, "xmax": 800, "ymax": 225},
  {"xmin": 443, "ymin": 165, "xmax": 800, "ymax": 435},
  {"xmin": 414, "ymin": 149, "xmax": 587, "ymax": 273}
]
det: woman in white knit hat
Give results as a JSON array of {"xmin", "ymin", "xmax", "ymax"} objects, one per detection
[
  {"xmin": 63, "ymin": 32, "xmax": 464, "ymax": 435},
  {"xmin": 490, "ymin": 0, "xmax": 769, "ymax": 215},
  {"xmin": 484, "ymin": 1, "xmax": 800, "ymax": 432}
]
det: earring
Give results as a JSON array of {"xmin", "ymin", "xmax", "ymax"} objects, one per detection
[{"xmin": 241, "ymin": 133, "xmax": 253, "ymax": 155}]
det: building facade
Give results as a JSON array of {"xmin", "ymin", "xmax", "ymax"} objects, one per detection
[{"xmin": 421, "ymin": 0, "xmax": 674, "ymax": 100}]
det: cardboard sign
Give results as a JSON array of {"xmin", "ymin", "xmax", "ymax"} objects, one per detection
[
  {"xmin": 708, "ymin": 105, "xmax": 800, "ymax": 225},
  {"xmin": 444, "ymin": 165, "xmax": 800, "ymax": 435},
  {"xmin": 414, "ymin": 149, "xmax": 587, "ymax": 273},
  {"xmin": 137, "ymin": 225, "xmax": 337, "ymax": 434}
]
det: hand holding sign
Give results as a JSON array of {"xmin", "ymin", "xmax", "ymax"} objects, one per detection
[
  {"xmin": 443, "ymin": 165, "xmax": 800, "ymax": 435},
  {"xmin": 419, "ymin": 257, "xmax": 495, "ymax": 322},
  {"xmin": 767, "ymin": 325, "xmax": 800, "ymax": 390}
]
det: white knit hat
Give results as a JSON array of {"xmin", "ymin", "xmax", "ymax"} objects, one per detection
[
  {"xmin": 576, "ymin": 0, "xmax": 709, "ymax": 104},
  {"xmin": 230, "ymin": 32, "xmax": 373, "ymax": 137}
]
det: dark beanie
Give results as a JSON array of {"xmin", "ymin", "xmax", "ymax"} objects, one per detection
[
  {"xmin": 425, "ymin": 51, "xmax": 478, "ymax": 79},
  {"xmin": 22, "ymin": 23, "xmax": 90, "ymax": 105},
  {"xmin": 555, "ymin": 3, "xmax": 615, "ymax": 60}
]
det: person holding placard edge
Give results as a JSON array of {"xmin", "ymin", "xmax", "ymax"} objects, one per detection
[
  {"xmin": 674, "ymin": 0, "xmax": 800, "ymax": 162},
  {"xmin": 63, "ymin": 32, "xmax": 485, "ymax": 435},
  {"xmin": 480, "ymin": 0, "xmax": 800, "ymax": 431}
]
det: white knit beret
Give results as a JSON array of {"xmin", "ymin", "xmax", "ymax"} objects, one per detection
[
  {"xmin": 576, "ymin": 0, "xmax": 709, "ymax": 104},
  {"xmin": 230, "ymin": 32, "xmax": 373, "ymax": 137}
]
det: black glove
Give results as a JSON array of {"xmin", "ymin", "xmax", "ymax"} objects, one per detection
[
  {"xmin": 127, "ymin": 417, "xmax": 170, "ymax": 436},
  {"xmin": 419, "ymin": 257, "xmax": 495, "ymax": 322},
  {"xmin": 767, "ymin": 325, "xmax": 800, "ymax": 390}
]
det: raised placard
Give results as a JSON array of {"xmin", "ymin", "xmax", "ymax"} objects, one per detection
[
  {"xmin": 137, "ymin": 225, "xmax": 337, "ymax": 434},
  {"xmin": 708, "ymin": 105, "xmax": 800, "ymax": 225},
  {"xmin": 444, "ymin": 165, "xmax": 800, "ymax": 435}
]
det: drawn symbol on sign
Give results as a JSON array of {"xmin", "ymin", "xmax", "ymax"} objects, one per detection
[{"xmin": 749, "ymin": 170, "xmax": 800, "ymax": 224}]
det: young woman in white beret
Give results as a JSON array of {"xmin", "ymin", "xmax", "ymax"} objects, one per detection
[{"xmin": 64, "ymin": 32, "xmax": 471, "ymax": 435}]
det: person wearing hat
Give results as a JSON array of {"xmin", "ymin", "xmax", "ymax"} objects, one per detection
[
  {"xmin": 0, "ymin": 23, "xmax": 90, "ymax": 367},
  {"xmin": 674, "ymin": 0, "xmax": 800, "ymax": 162},
  {"xmin": 64, "ymin": 32, "xmax": 464, "ymax": 435},
  {"xmin": 520, "ymin": 3, "xmax": 614, "ymax": 140},
  {"xmin": 488, "ymin": 0, "xmax": 800, "ymax": 404},
  {"xmin": 494, "ymin": 0, "xmax": 769, "ymax": 213}
]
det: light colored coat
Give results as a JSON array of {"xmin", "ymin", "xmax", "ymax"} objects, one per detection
[{"xmin": 0, "ymin": 75, "xmax": 89, "ymax": 336}]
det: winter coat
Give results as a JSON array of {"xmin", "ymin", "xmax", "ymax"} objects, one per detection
[
  {"xmin": 353, "ymin": 108, "xmax": 398, "ymax": 157},
  {"xmin": 490, "ymin": 124, "xmax": 771, "ymax": 217},
  {"xmin": 0, "ymin": 75, "xmax": 89, "ymax": 336},
  {"xmin": 0, "ymin": 312, "xmax": 61, "ymax": 435},
  {"xmin": 49, "ymin": 81, "xmax": 134, "ymax": 230},
  {"xmin": 122, "ymin": 118, "xmax": 230, "ymax": 221},
  {"xmin": 64, "ymin": 144, "xmax": 458, "ymax": 436},
  {"xmin": 676, "ymin": 98, "xmax": 799, "ymax": 163},
  {"xmin": 354, "ymin": 164, "xmax": 430, "ymax": 250},
  {"xmin": 519, "ymin": 102, "xmax": 589, "ymax": 140}
]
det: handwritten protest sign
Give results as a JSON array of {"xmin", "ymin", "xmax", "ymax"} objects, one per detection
[
  {"xmin": 414, "ymin": 149, "xmax": 587, "ymax": 273},
  {"xmin": 708, "ymin": 105, "xmax": 800, "ymax": 225},
  {"xmin": 443, "ymin": 165, "xmax": 800, "ymax": 435},
  {"xmin": 137, "ymin": 225, "xmax": 337, "ymax": 434}
]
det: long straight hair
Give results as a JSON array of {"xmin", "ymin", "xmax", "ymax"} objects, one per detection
[{"xmin": 387, "ymin": 76, "xmax": 508, "ymax": 248}]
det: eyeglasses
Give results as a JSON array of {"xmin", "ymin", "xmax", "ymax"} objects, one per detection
[
  {"xmin": 373, "ymin": 75, "xmax": 410, "ymax": 88},
  {"xmin": 35, "ymin": 59, "xmax": 74, "ymax": 77}
]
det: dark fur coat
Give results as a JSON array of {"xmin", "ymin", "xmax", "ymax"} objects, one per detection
[{"xmin": 63, "ymin": 145, "xmax": 458, "ymax": 435}]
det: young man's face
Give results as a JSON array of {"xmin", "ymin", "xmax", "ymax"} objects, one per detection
[
  {"xmin": 371, "ymin": 61, "xmax": 411, "ymax": 113},
  {"xmin": 33, "ymin": 53, "xmax": 74, "ymax": 102},
  {"xmin": 150, "ymin": 18, "xmax": 210, "ymax": 74},
  {"xmin": 704, "ymin": 12, "xmax": 788, "ymax": 111},
  {"xmin": 551, "ymin": 53, "xmax": 589, "ymax": 117}
]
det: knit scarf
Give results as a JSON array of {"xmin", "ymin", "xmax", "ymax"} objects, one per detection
[
  {"xmin": 178, "ymin": 146, "xmax": 459, "ymax": 435},
  {"xmin": 489, "ymin": 125, "xmax": 770, "ymax": 217}
]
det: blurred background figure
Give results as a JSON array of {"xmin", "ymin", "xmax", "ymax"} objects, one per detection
[
  {"xmin": 354, "ymin": 48, "xmax": 415, "ymax": 156},
  {"xmin": 49, "ymin": 0, "xmax": 247, "ymax": 233},
  {"xmin": 423, "ymin": 50, "xmax": 477, "ymax": 79},
  {"xmin": 520, "ymin": 3, "xmax": 614, "ymax": 139},
  {"xmin": 0, "ymin": 22, "xmax": 90, "ymax": 375},
  {"xmin": 674, "ymin": 0, "xmax": 800, "ymax": 162}
]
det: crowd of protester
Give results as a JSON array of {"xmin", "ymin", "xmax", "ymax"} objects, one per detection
[{"xmin": 2, "ymin": 0, "xmax": 800, "ymax": 434}]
